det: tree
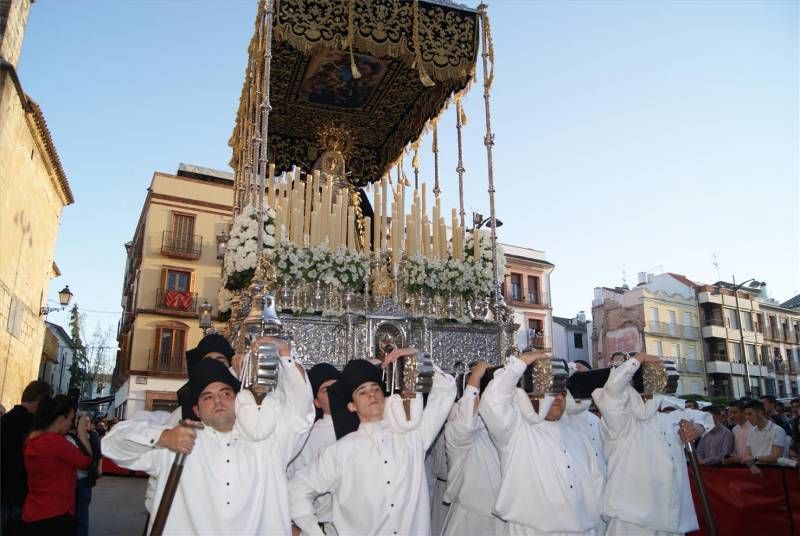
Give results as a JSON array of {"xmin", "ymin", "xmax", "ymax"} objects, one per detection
[
  {"xmin": 87, "ymin": 324, "xmax": 114, "ymax": 396},
  {"xmin": 67, "ymin": 304, "xmax": 88, "ymax": 395}
]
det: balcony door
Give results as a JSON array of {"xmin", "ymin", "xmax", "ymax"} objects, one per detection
[
  {"xmin": 156, "ymin": 327, "xmax": 185, "ymax": 371},
  {"xmin": 667, "ymin": 311, "xmax": 677, "ymax": 336},
  {"xmin": 171, "ymin": 213, "xmax": 195, "ymax": 252}
]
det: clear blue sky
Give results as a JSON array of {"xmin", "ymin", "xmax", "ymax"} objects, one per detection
[{"xmin": 19, "ymin": 0, "xmax": 798, "ymax": 337}]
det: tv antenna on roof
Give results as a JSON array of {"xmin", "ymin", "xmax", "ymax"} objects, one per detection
[{"xmin": 712, "ymin": 253, "xmax": 720, "ymax": 281}]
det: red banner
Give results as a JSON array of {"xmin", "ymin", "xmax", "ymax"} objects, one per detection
[
  {"xmin": 688, "ymin": 465, "xmax": 799, "ymax": 536},
  {"xmin": 164, "ymin": 290, "xmax": 193, "ymax": 310}
]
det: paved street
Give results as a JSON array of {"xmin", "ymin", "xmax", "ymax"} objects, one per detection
[{"xmin": 90, "ymin": 476, "xmax": 148, "ymax": 536}]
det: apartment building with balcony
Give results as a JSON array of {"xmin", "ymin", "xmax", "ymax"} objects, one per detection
[
  {"xmin": 110, "ymin": 164, "xmax": 233, "ymax": 418},
  {"xmin": 592, "ymin": 273, "xmax": 706, "ymax": 396},
  {"xmin": 758, "ymin": 297, "xmax": 800, "ymax": 398},
  {"xmin": 501, "ymin": 244, "xmax": 554, "ymax": 352},
  {"xmin": 696, "ymin": 282, "xmax": 771, "ymax": 398}
]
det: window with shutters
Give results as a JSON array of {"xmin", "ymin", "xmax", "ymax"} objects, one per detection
[
  {"xmin": 151, "ymin": 326, "xmax": 186, "ymax": 372},
  {"xmin": 161, "ymin": 212, "xmax": 202, "ymax": 259}
]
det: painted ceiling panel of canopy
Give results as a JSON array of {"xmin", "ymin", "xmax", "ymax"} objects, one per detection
[{"xmin": 230, "ymin": 0, "xmax": 480, "ymax": 186}]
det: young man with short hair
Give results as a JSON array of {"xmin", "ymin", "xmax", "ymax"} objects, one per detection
[
  {"xmin": 696, "ymin": 406, "xmax": 734, "ymax": 465},
  {"xmin": 289, "ymin": 349, "xmax": 456, "ymax": 536},
  {"xmin": 742, "ymin": 399, "xmax": 787, "ymax": 470},
  {"xmin": 103, "ymin": 337, "xmax": 313, "ymax": 535},
  {"xmin": 760, "ymin": 395, "xmax": 792, "ymax": 435},
  {"xmin": 725, "ymin": 400, "xmax": 752, "ymax": 463},
  {"xmin": 1, "ymin": 380, "xmax": 53, "ymax": 535}
]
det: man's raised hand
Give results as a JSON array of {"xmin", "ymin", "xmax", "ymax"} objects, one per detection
[{"xmin": 157, "ymin": 420, "xmax": 199, "ymax": 455}]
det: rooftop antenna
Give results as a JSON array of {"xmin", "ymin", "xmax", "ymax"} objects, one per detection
[{"xmin": 712, "ymin": 253, "xmax": 720, "ymax": 281}]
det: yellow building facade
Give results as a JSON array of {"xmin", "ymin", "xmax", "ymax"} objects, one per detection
[
  {"xmin": 0, "ymin": 3, "xmax": 74, "ymax": 408},
  {"xmin": 641, "ymin": 284, "xmax": 706, "ymax": 396},
  {"xmin": 111, "ymin": 165, "xmax": 232, "ymax": 418}
]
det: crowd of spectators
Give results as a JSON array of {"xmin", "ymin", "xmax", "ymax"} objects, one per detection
[
  {"xmin": 693, "ymin": 395, "xmax": 800, "ymax": 475},
  {"xmin": 0, "ymin": 381, "xmax": 113, "ymax": 536}
]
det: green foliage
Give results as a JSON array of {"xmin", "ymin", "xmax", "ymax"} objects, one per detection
[{"xmin": 67, "ymin": 304, "xmax": 88, "ymax": 392}]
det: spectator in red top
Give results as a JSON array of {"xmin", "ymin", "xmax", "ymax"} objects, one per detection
[{"xmin": 21, "ymin": 395, "xmax": 92, "ymax": 536}]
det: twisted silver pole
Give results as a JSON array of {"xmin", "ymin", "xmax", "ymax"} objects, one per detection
[
  {"xmin": 455, "ymin": 100, "xmax": 466, "ymax": 230},
  {"xmin": 478, "ymin": 5, "xmax": 499, "ymax": 292},
  {"xmin": 256, "ymin": 1, "xmax": 275, "ymax": 258},
  {"xmin": 432, "ymin": 124, "xmax": 440, "ymax": 198}
]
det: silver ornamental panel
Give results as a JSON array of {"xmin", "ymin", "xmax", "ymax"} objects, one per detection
[{"xmin": 275, "ymin": 314, "xmax": 501, "ymax": 371}]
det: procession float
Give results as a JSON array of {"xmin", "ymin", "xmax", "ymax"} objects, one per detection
[{"xmin": 216, "ymin": 0, "xmax": 513, "ymax": 374}]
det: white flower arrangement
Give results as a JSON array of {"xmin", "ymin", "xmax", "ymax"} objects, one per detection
[
  {"xmin": 404, "ymin": 230, "xmax": 506, "ymax": 300},
  {"xmin": 464, "ymin": 229, "xmax": 507, "ymax": 296},
  {"xmin": 221, "ymin": 204, "xmax": 277, "ymax": 292},
  {"xmin": 274, "ymin": 241, "xmax": 368, "ymax": 292}
]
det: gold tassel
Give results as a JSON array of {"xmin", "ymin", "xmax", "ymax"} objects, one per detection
[
  {"xmin": 459, "ymin": 101, "xmax": 468, "ymax": 127},
  {"xmin": 413, "ymin": 0, "xmax": 435, "ymax": 88},
  {"xmin": 348, "ymin": 0, "xmax": 362, "ymax": 79},
  {"xmin": 412, "ymin": 142, "xmax": 421, "ymax": 171}
]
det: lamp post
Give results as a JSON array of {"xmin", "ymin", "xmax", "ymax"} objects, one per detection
[
  {"xmin": 40, "ymin": 286, "xmax": 74, "ymax": 316},
  {"xmin": 729, "ymin": 276, "xmax": 765, "ymax": 398},
  {"xmin": 199, "ymin": 300, "xmax": 215, "ymax": 335},
  {"xmin": 472, "ymin": 212, "xmax": 503, "ymax": 230},
  {"xmin": 216, "ymin": 230, "xmax": 230, "ymax": 260}
]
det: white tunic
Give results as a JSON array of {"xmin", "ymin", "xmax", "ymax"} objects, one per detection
[
  {"xmin": 426, "ymin": 428, "xmax": 450, "ymax": 536},
  {"xmin": 287, "ymin": 414, "xmax": 337, "ymax": 530},
  {"xmin": 289, "ymin": 368, "xmax": 456, "ymax": 536},
  {"xmin": 563, "ymin": 394, "xmax": 605, "ymax": 474},
  {"xmin": 102, "ymin": 357, "xmax": 314, "ymax": 536},
  {"xmin": 592, "ymin": 359, "xmax": 714, "ymax": 535},
  {"xmin": 442, "ymin": 385, "xmax": 505, "ymax": 536},
  {"xmin": 480, "ymin": 357, "xmax": 604, "ymax": 535}
]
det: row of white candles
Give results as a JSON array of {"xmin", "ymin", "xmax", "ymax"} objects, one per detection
[{"xmin": 258, "ymin": 166, "xmax": 478, "ymax": 264}]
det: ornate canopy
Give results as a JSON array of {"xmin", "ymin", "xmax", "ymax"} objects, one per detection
[{"xmin": 229, "ymin": 0, "xmax": 480, "ymax": 186}]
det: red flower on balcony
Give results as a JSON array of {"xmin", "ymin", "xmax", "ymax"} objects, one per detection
[{"xmin": 164, "ymin": 290, "xmax": 194, "ymax": 310}]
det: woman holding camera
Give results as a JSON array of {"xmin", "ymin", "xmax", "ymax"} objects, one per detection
[{"xmin": 21, "ymin": 395, "xmax": 92, "ymax": 535}]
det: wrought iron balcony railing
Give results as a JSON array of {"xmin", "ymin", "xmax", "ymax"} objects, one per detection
[
  {"xmin": 161, "ymin": 230, "xmax": 202, "ymax": 259},
  {"xmin": 646, "ymin": 322, "xmax": 700, "ymax": 339},
  {"xmin": 147, "ymin": 348, "xmax": 185, "ymax": 374},
  {"xmin": 155, "ymin": 288, "xmax": 198, "ymax": 314}
]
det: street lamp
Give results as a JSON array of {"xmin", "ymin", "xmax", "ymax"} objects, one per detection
[
  {"xmin": 726, "ymin": 276, "xmax": 765, "ymax": 397},
  {"xmin": 216, "ymin": 230, "xmax": 230, "ymax": 260},
  {"xmin": 40, "ymin": 285, "xmax": 73, "ymax": 316},
  {"xmin": 472, "ymin": 212, "xmax": 503, "ymax": 230},
  {"xmin": 198, "ymin": 299, "xmax": 215, "ymax": 334}
]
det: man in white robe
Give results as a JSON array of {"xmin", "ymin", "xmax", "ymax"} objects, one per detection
[
  {"xmin": 592, "ymin": 354, "xmax": 713, "ymax": 536},
  {"xmin": 289, "ymin": 349, "xmax": 456, "ymax": 536},
  {"xmin": 480, "ymin": 351, "xmax": 605, "ymax": 535},
  {"xmin": 287, "ymin": 363, "xmax": 341, "ymax": 535},
  {"xmin": 442, "ymin": 361, "xmax": 505, "ymax": 536},
  {"xmin": 426, "ymin": 429, "xmax": 449, "ymax": 536},
  {"xmin": 103, "ymin": 338, "xmax": 314, "ymax": 535},
  {"xmin": 564, "ymin": 362, "xmax": 605, "ymax": 474},
  {"xmin": 137, "ymin": 333, "xmax": 241, "ymax": 519}
]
